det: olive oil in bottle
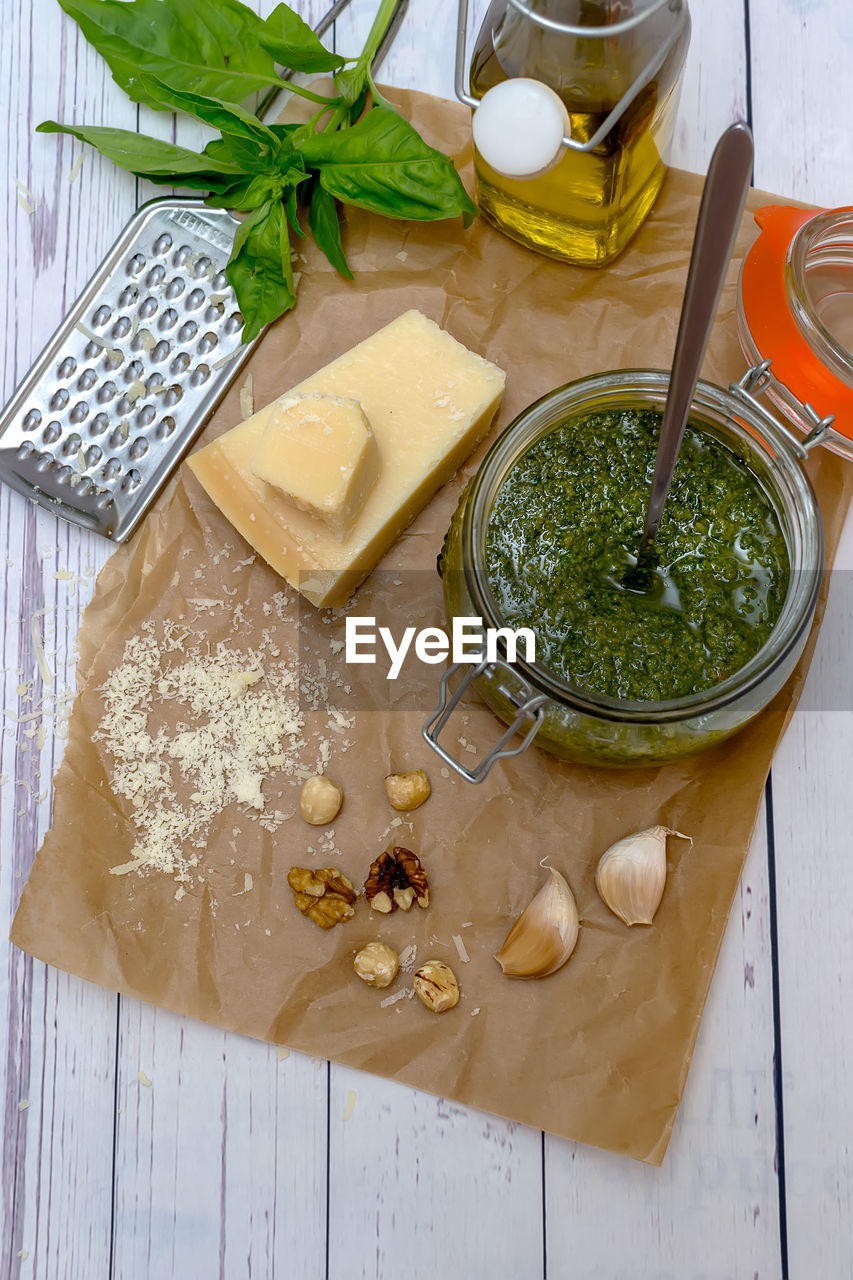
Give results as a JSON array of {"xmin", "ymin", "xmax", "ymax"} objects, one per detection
[{"xmin": 469, "ymin": 0, "xmax": 691, "ymax": 266}]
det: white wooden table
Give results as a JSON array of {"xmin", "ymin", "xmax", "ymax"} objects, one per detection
[{"xmin": 2, "ymin": 1, "xmax": 851, "ymax": 1275}]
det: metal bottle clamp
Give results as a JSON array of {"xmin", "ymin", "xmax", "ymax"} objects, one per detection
[
  {"xmin": 729, "ymin": 360, "xmax": 853, "ymax": 460},
  {"xmin": 454, "ymin": 0, "xmax": 688, "ymax": 155},
  {"xmin": 422, "ymin": 655, "xmax": 548, "ymax": 783}
]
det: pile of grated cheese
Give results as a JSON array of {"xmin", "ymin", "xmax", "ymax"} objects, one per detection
[{"xmin": 95, "ymin": 618, "xmax": 329, "ymax": 879}]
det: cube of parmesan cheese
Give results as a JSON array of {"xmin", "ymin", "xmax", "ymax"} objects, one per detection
[
  {"xmin": 187, "ymin": 310, "xmax": 506, "ymax": 608},
  {"xmin": 250, "ymin": 392, "xmax": 379, "ymax": 540}
]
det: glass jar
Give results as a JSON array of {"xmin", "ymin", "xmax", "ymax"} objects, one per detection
[
  {"xmin": 738, "ymin": 205, "xmax": 853, "ymax": 452},
  {"xmin": 457, "ymin": 0, "xmax": 691, "ymax": 266},
  {"xmin": 425, "ymin": 370, "xmax": 823, "ymax": 775}
]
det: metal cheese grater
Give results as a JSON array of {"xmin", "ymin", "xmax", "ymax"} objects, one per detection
[{"xmin": 0, "ymin": 0, "xmax": 408, "ymax": 542}]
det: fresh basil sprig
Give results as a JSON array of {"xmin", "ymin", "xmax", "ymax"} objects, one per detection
[{"xmin": 38, "ymin": 0, "xmax": 477, "ymax": 342}]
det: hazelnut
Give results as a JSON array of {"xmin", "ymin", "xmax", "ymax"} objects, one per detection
[
  {"xmin": 299, "ymin": 774, "xmax": 343, "ymax": 826},
  {"xmin": 384, "ymin": 769, "xmax": 431, "ymax": 812},
  {"xmin": 413, "ymin": 959, "xmax": 460, "ymax": 1013},
  {"xmin": 353, "ymin": 941, "xmax": 399, "ymax": 989}
]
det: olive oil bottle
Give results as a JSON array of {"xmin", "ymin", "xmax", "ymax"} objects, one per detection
[{"xmin": 469, "ymin": 0, "xmax": 691, "ymax": 266}]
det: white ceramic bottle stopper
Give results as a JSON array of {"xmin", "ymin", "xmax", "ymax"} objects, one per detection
[{"xmin": 471, "ymin": 78, "xmax": 570, "ymax": 179}]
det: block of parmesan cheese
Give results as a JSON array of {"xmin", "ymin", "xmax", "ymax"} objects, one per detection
[
  {"xmin": 187, "ymin": 310, "xmax": 506, "ymax": 607},
  {"xmin": 250, "ymin": 391, "xmax": 379, "ymax": 540}
]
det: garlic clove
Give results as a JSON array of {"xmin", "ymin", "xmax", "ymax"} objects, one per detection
[
  {"xmin": 495, "ymin": 867, "xmax": 580, "ymax": 979},
  {"xmin": 595, "ymin": 825, "xmax": 691, "ymax": 926}
]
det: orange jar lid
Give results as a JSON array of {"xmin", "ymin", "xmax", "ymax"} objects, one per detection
[{"xmin": 739, "ymin": 205, "xmax": 853, "ymax": 441}]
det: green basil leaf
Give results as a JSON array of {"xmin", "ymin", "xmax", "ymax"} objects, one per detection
[
  {"xmin": 299, "ymin": 108, "xmax": 478, "ymax": 222},
  {"xmin": 205, "ymin": 173, "xmax": 284, "ymax": 213},
  {"xmin": 308, "ymin": 184, "xmax": 353, "ymax": 279},
  {"xmin": 225, "ymin": 201, "xmax": 295, "ymax": 343},
  {"xmin": 57, "ymin": 0, "xmax": 286, "ymax": 107},
  {"xmin": 285, "ymin": 187, "xmax": 306, "ymax": 238},
  {"xmin": 204, "ymin": 135, "xmax": 271, "ymax": 174},
  {"xmin": 259, "ymin": 4, "xmax": 345, "ymax": 74},
  {"xmin": 136, "ymin": 74, "xmax": 278, "ymax": 148},
  {"xmin": 36, "ymin": 121, "xmax": 243, "ymax": 191}
]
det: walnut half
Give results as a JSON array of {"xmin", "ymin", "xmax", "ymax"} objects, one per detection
[
  {"xmin": 287, "ymin": 866, "xmax": 357, "ymax": 929},
  {"xmin": 364, "ymin": 847, "xmax": 430, "ymax": 914}
]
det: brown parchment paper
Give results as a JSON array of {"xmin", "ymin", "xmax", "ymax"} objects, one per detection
[{"xmin": 11, "ymin": 89, "xmax": 853, "ymax": 1165}]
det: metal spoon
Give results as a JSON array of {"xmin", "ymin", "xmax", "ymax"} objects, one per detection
[{"xmin": 633, "ymin": 122, "xmax": 755, "ymax": 574}]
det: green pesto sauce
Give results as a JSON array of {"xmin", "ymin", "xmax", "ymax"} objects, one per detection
[{"xmin": 485, "ymin": 409, "xmax": 790, "ymax": 702}]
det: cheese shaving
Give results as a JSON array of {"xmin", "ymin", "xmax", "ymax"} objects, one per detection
[
  {"xmin": 452, "ymin": 934, "xmax": 470, "ymax": 963},
  {"xmin": 239, "ymin": 373, "xmax": 254, "ymax": 420},
  {"xmin": 96, "ymin": 622, "xmax": 320, "ymax": 878},
  {"xmin": 342, "ymin": 1089, "xmax": 357, "ymax": 1121}
]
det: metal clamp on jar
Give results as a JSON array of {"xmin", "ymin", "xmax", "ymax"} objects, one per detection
[{"xmin": 455, "ymin": 0, "xmax": 691, "ymax": 265}]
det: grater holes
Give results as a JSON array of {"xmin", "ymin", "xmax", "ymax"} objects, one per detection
[
  {"xmin": 58, "ymin": 356, "xmax": 77, "ymax": 378},
  {"xmin": 173, "ymin": 245, "xmax": 192, "ymax": 267},
  {"xmin": 146, "ymin": 264, "xmax": 166, "ymax": 288},
  {"xmin": 103, "ymin": 348, "xmax": 124, "ymax": 370},
  {"xmin": 89, "ymin": 413, "xmax": 110, "ymax": 437},
  {"xmin": 213, "ymin": 271, "xmax": 229, "ymax": 290},
  {"xmin": 84, "ymin": 340, "xmax": 102, "ymax": 360},
  {"xmin": 61, "ymin": 433, "xmax": 82, "ymax": 458},
  {"xmin": 77, "ymin": 368, "xmax": 98, "ymax": 391},
  {"xmin": 93, "ymin": 304, "xmax": 112, "ymax": 326},
  {"xmin": 136, "ymin": 406, "xmax": 155, "ymax": 429},
  {"xmin": 139, "ymin": 296, "xmax": 158, "ymax": 320},
  {"xmin": 72, "ymin": 475, "xmax": 95, "ymax": 496},
  {"xmin": 96, "ymin": 494, "xmax": 115, "ymax": 511},
  {"xmin": 35, "ymin": 452, "xmax": 53, "ymax": 473},
  {"xmin": 50, "ymin": 388, "xmax": 69, "ymax": 411},
  {"xmin": 224, "ymin": 313, "xmax": 244, "ymax": 335},
  {"xmin": 111, "ymin": 316, "xmax": 131, "ymax": 340},
  {"xmin": 153, "ymin": 233, "xmax": 173, "ymax": 255},
  {"xmin": 55, "ymin": 464, "xmax": 74, "ymax": 486},
  {"xmin": 96, "ymin": 381, "xmax": 117, "ymax": 404},
  {"xmin": 171, "ymin": 352, "xmax": 191, "ymax": 374},
  {"xmin": 189, "ymin": 364, "xmax": 211, "ymax": 387},
  {"xmin": 102, "ymin": 458, "xmax": 121, "ymax": 480},
  {"xmin": 157, "ymin": 416, "xmax": 176, "ymax": 439},
  {"xmin": 127, "ymin": 253, "xmax": 146, "ymax": 275},
  {"xmin": 16, "ymin": 441, "xmax": 35, "ymax": 460},
  {"xmin": 69, "ymin": 401, "xmax": 89, "ymax": 424},
  {"xmin": 120, "ymin": 469, "xmax": 142, "ymax": 493},
  {"xmin": 23, "ymin": 409, "xmax": 42, "ymax": 431},
  {"xmin": 162, "ymin": 385, "xmax": 182, "ymax": 406},
  {"xmin": 178, "ymin": 320, "xmax": 198, "ymax": 343},
  {"xmin": 165, "ymin": 277, "xmax": 185, "ymax": 300},
  {"xmin": 109, "ymin": 424, "xmax": 130, "ymax": 448},
  {"xmin": 152, "ymin": 340, "xmax": 171, "ymax": 362},
  {"xmin": 116, "ymin": 396, "xmax": 134, "ymax": 416},
  {"xmin": 124, "ymin": 360, "xmax": 144, "ymax": 383},
  {"xmin": 191, "ymin": 255, "xmax": 213, "ymax": 279},
  {"xmin": 129, "ymin": 436, "xmax": 149, "ymax": 459},
  {"xmin": 158, "ymin": 307, "xmax": 178, "ymax": 331},
  {"xmin": 197, "ymin": 332, "xmax": 218, "ymax": 356},
  {"xmin": 86, "ymin": 445, "xmax": 102, "ymax": 466},
  {"xmin": 186, "ymin": 288, "xmax": 205, "ymax": 311},
  {"xmin": 118, "ymin": 284, "xmax": 139, "ymax": 308},
  {"xmin": 204, "ymin": 303, "xmax": 224, "ymax": 324},
  {"xmin": 42, "ymin": 422, "xmax": 62, "ymax": 445}
]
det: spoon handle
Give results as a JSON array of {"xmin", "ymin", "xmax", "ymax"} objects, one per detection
[{"xmin": 638, "ymin": 122, "xmax": 755, "ymax": 559}]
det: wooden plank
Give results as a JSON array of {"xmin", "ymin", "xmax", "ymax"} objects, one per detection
[
  {"xmin": 0, "ymin": 1, "xmax": 136, "ymax": 1274},
  {"xmin": 750, "ymin": 0, "xmax": 853, "ymax": 204},
  {"xmin": 750, "ymin": 3, "xmax": 853, "ymax": 1274},
  {"xmin": 327, "ymin": 1069, "xmax": 544, "ymax": 1279},
  {"xmin": 768, "ymin": 512, "xmax": 853, "ymax": 1280},
  {"xmin": 545, "ymin": 812, "xmax": 783, "ymax": 1278},
  {"xmin": 111, "ymin": 1005, "xmax": 328, "ymax": 1280}
]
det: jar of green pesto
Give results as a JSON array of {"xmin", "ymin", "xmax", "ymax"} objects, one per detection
[{"xmin": 423, "ymin": 369, "xmax": 825, "ymax": 775}]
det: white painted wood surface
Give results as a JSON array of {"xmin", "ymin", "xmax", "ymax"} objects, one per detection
[{"xmin": 1, "ymin": 1, "xmax": 850, "ymax": 1276}]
